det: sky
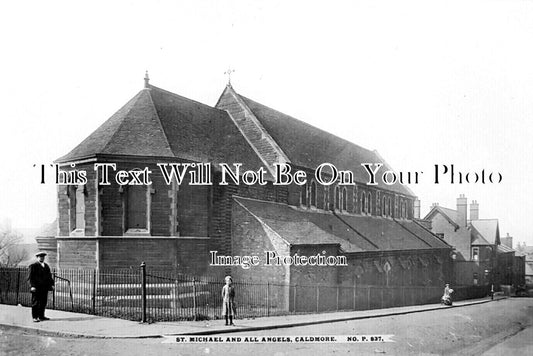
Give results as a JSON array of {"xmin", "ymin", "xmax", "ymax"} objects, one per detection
[{"xmin": 0, "ymin": 0, "xmax": 532, "ymax": 246}]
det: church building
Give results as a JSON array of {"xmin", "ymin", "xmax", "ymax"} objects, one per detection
[{"xmin": 39, "ymin": 74, "xmax": 453, "ymax": 293}]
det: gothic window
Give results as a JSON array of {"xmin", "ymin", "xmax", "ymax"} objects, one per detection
[
  {"xmin": 342, "ymin": 187, "xmax": 347, "ymax": 211},
  {"xmin": 310, "ymin": 180, "xmax": 317, "ymax": 207},
  {"xmin": 324, "ymin": 186, "xmax": 329, "ymax": 210},
  {"xmin": 301, "ymin": 184, "xmax": 307, "ymax": 207},
  {"xmin": 353, "ymin": 186, "xmax": 357, "ymax": 213},
  {"xmin": 368, "ymin": 192, "xmax": 372, "ymax": 215},
  {"xmin": 361, "ymin": 191, "xmax": 366, "ymax": 213},
  {"xmin": 335, "ymin": 186, "xmax": 341, "ymax": 210},
  {"xmin": 388, "ymin": 197, "xmax": 392, "ymax": 217}
]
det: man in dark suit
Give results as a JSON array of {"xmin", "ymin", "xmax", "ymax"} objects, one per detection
[{"xmin": 27, "ymin": 252, "xmax": 54, "ymax": 322}]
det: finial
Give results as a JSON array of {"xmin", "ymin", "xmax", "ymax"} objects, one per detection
[
  {"xmin": 144, "ymin": 70, "xmax": 150, "ymax": 88},
  {"xmin": 224, "ymin": 68, "xmax": 235, "ymax": 86}
]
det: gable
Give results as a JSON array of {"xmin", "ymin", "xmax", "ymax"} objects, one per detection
[{"xmin": 216, "ymin": 87, "xmax": 415, "ymax": 197}]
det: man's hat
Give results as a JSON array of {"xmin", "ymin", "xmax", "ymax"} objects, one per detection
[{"xmin": 35, "ymin": 251, "xmax": 47, "ymax": 257}]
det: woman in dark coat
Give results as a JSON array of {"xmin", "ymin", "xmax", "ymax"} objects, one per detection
[{"xmin": 221, "ymin": 275, "xmax": 236, "ymax": 325}]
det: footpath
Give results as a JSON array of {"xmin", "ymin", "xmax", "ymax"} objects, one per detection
[{"xmin": 0, "ymin": 296, "xmax": 505, "ymax": 339}]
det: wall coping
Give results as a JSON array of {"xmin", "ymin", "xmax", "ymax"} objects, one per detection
[{"xmin": 55, "ymin": 236, "xmax": 210, "ymax": 240}]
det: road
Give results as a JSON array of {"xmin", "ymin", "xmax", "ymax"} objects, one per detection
[{"xmin": 1, "ymin": 298, "xmax": 532, "ymax": 356}]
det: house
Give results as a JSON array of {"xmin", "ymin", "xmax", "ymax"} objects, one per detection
[
  {"xmin": 424, "ymin": 195, "xmax": 522, "ymax": 288},
  {"xmin": 38, "ymin": 75, "xmax": 453, "ymax": 298}
]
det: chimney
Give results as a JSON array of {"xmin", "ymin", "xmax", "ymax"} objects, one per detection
[
  {"xmin": 414, "ymin": 199, "xmax": 420, "ymax": 219},
  {"xmin": 501, "ymin": 233, "xmax": 513, "ymax": 249},
  {"xmin": 456, "ymin": 194, "xmax": 467, "ymax": 227},
  {"xmin": 470, "ymin": 200, "xmax": 479, "ymax": 221}
]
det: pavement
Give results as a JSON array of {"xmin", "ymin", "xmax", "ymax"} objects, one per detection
[{"xmin": 0, "ymin": 296, "xmax": 505, "ymax": 339}]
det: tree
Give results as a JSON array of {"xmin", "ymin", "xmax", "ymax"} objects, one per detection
[{"xmin": 0, "ymin": 218, "xmax": 27, "ymax": 267}]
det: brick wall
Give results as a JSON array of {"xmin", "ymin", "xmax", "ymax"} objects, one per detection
[
  {"xmin": 57, "ymin": 163, "xmax": 98, "ymax": 236},
  {"xmin": 57, "ymin": 238, "xmax": 97, "ymax": 269},
  {"xmin": 230, "ymin": 201, "xmax": 289, "ymax": 284},
  {"xmin": 430, "ymin": 213, "xmax": 471, "ymax": 260}
]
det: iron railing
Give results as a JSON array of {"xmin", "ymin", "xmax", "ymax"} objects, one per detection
[{"xmin": 0, "ymin": 265, "xmax": 491, "ymax": 323}]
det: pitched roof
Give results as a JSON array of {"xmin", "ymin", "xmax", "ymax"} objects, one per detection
[
  {"xmin": 234, "ymin": 196, "xmax": 450, "ymax": 253},
  {"xmin": 57, "ymin": 85, "xmax": 265, "ymax": 173},
  {"xmin": 497, "ymin": 244, "xmax": 514, "ymax": 253},
  {"xmin": 216, "ymin": 86, "xmax": 415, "ymax": 197},
  {"xmin": 424, "ymin": 206, "xmax": 460, "ymax": 229},
  {"xmin": 470, "ymin": 219, "xmax": 500, "ymax": 245},
  {"xmin": 57, "ymin": 89, "xmax": 174, "ymax": 161}
]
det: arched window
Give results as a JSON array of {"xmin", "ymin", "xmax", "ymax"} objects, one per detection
[
  {"xmin": 353, "ymin": 187, "xmax": 357, "ymax": 213},
  {"xmin": 324, "ymin": 186, "xmax": 329, "ymax": 210},
  {"xmin": 382, "ymin": 197, "xmax": 387, "ymax": 217},
  {"xmin": 342, "ymin": 187, "xmax": 347, "ymax": 211},
  {"xmin": 310, "ymin": 180, "xmax": 317, "ymax": 207},
  {"xmin": 335, "ymin": 186, "xmax": 341, "ymax": 210},
  {"xmin": 368, "ymin": 192, "xmax": 372, "ymax": 215},
  {"xmin": 301, "ymin": 184, "xmax": 307, "ymax": 207},
  {"xmin": 361, "ymin": 192, "xmax": 366, "ymax": 213},
  {"xmin": 388, "ymin": 198, "xmax": 392, "ymax": 217}
]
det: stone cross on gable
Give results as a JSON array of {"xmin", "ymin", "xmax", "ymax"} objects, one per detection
[{"xmin": 224, "ymin": 68, "xmax": 235, "ymax": 86}]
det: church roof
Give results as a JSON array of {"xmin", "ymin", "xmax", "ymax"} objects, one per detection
[
  {"xmin": 234, "ymin": 196, "xmax": 450, "ymax": 253},
  {"xmin": 57, "ymin": 85, "xmax": 265, "ymax": 173},
  {"xmin": 216, "ymin": 85, "xmax": 415, "ymax": 197}
]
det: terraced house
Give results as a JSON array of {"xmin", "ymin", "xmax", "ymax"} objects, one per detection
[{"xmin": 39, "ymin": 74, "xmax": 453, "ymax": 295}]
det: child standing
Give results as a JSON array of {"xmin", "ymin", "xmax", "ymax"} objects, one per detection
[{"xmin": 222, "ymin": 275, "xmax": 236, "ymax": 325}]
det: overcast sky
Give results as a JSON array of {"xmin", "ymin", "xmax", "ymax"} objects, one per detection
[{"xmin": 1, "ymin": 0, "xmax": 532, "ymax": 246}]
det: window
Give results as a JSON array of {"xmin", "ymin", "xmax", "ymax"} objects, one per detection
[
  {"xmin": 68, "ymin": 185, "xmax": 85, "ymax": 236},
  {"xmin": 335, "ymin": 186, "xmax": 341, "ymax": 210},
  {"xmin": 310, "ymin": 181, "xmax": 317, "ymax": 207},
  {"xmin": 388, "ymin": 198, "xmax": 392, "ymax": 217},
  {"xmin": 367, "ymin": 192, "xmax": 372, "ymax": 215},
  {"xmin": 361, "ymin": 192, "xmax": 366, "ymax": 213},
  {"xmin": 127, "ymin": 185, "xmax": 148, "ymax": 230},
  {"xmin": 324, "ymin": 186, "xmax": 329, "ymax": 210},
  {"xmin": 472, "ymin": 247, "xmax": 479, "ymax": 261},
  {"xmin": 382, "ymin": 197, "xmax": 387, "ymax": 216},
  {"xmin": 353, "ymin": 187, "xmax": 357, "ymax": 213},
  {"xmin": 301, "ymin": 184, "xmax": 307, "ymax": 207},
  {"xmin": 342, "ymin": 187, "xmax": 347, "ymax": 211}
]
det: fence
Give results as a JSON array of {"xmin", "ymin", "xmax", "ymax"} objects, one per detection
[{"xmin": 0, "ymin": 265, "xmax": 491, "ymax": 323}]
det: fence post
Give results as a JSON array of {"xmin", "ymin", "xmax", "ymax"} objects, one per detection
[
  {"xmin": 336, "ymin": 285, "xmax": 339, "ymax": 311},
  {"xmin": 267, "ymin": 282, "xmax": 270, "ymax": 317},
  {"xmin": 140, "ymin": 262, "xmax": 146, "ymax": 323},
  {"xmin": 192, "ymin": 278, "xmax": 197, "ymax": 321},
  {"xmin": 353, "ymin": 282, "xmax": 356, "ymax": 310},
  {"xmin": 316, "ymin": 285, "xmax": 319, "ymax": 313},
  {"xmin": 15, "ymin": 268, "xmax": 20, "ymax": 305},
  {"xmin": 92, "ymin": 269, "xmax": 96, "ymax": 314},
  {"xmin": 52, "ymin": 272, "xmax": 56, "ymax": 309},
  {"xmin": 292, "ymin": 284, "xmax": 296, "ymax": 313}
]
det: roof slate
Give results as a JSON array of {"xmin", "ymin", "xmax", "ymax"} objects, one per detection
[
  {"xmin": 235, "ymin": 197, "xmax": 449, "ymax": 253},
  {"xmin": 57, "ymin": 85, "xmax": 265, "ymax": 173},
  {"xmin": 471, "ymin": 219, "xmax": 500, "ymax": 245},
  {"xmin": 235, "ymin": 94, "xmax": 414, "ymax": 197}
]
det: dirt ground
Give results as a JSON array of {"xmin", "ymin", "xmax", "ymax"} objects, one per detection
[{"xmin": 1, "ymin": 298, "xmax": 532, "ymax": 356}]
